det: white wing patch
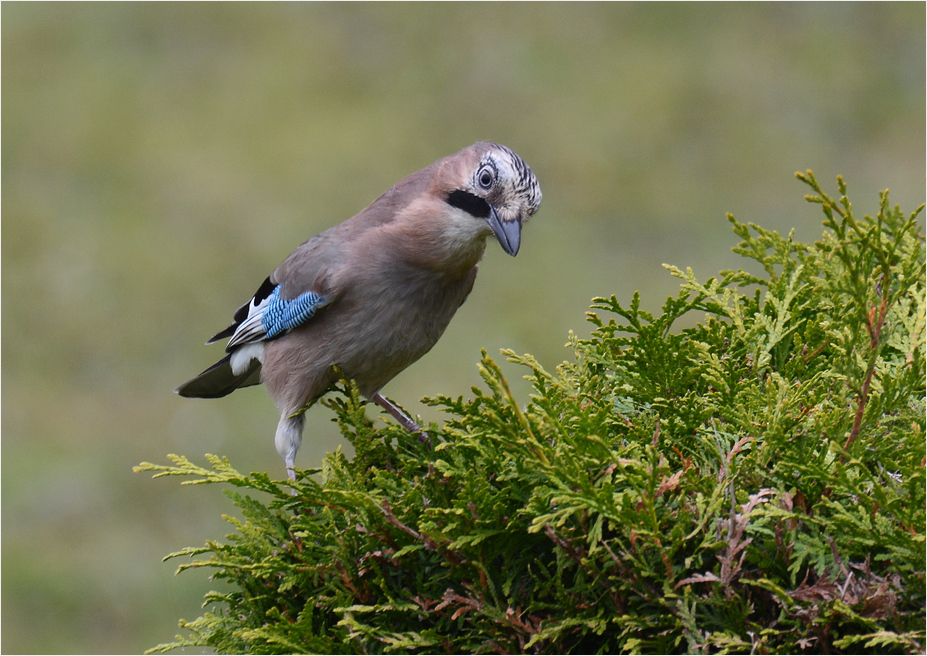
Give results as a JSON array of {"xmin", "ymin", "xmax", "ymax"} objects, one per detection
[{"xmin": 227, "ymin": 294, "xmax": 273, "ymax": 350}]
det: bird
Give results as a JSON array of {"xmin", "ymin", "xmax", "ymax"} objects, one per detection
[{"xmin": 175, "ymin": 142, "xmax": 542, "ymax": 479}]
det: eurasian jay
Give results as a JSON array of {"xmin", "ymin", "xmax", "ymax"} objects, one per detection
[{"xmin": 175, "ymin": 142, "xmax": 542, "ymax": 479}]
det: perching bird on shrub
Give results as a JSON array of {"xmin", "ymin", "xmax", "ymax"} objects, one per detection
[{"xmin": 175, "ymin": 142, "xmax": 542, "ymax": 479}]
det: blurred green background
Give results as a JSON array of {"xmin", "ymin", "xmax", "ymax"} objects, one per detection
[{"xmin": 3, "ymin": 3, "xmax": 924, "ymax": 653}]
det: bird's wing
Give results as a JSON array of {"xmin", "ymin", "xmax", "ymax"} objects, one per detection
[
  {"xmin": 236, "ymin": 283, "xmax": 328, "ymax": 347},
  {"xmin": 175, "ymin": 275, "xmax": 330, "ymax": 399},
  {"xmin": 209, "ymin": 276, "xmax": 330, "ymax": 352},
  {"xmin": 206, "ymin": 277, "xmax": 277, "ymax": 344},
  {"xmin": 205, "ymin": 225, "xmax": 351, "ymax": 350}
]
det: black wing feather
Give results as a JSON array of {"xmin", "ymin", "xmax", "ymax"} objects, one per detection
[{"xmin": 206, "ymin": 277, "xmax": 277, "ymax": 344}]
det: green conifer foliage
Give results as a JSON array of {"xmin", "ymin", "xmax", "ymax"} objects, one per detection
[{"xmin": 138, "ymin": 173, "xmax": 925, "ymax": 654}]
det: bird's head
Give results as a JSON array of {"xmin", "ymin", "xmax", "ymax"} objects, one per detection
[{"xmin": 442, "ymin": 142, "xmax": 542, "ymax": 257}]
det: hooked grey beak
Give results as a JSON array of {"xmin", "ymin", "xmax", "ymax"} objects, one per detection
[{"xmin": 487, "ymin": 206, "xmax": 521, "ymax": 256}]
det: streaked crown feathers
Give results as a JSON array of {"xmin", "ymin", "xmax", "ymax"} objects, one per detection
[{"xmin": 470, "ymin": 142, "xmax": 542, "ymax": 220}]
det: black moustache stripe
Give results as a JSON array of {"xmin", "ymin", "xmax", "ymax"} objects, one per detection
[{"xmin": 446, "ymin": 189, "xmax": 491, "ymax": 219}]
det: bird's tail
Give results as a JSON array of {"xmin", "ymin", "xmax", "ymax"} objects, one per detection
[{"xmin": 174, "ymin": 355, "xmax": 262, "ymax": 398}]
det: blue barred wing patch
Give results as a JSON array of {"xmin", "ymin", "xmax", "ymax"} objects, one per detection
[{"xmin": 262, "ymin": 286, "xmax": 326, "ymax": 339}]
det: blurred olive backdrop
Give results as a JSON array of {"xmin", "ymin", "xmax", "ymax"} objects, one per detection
[{"xmin": 3, "ymin": 3, "xmax": 924, "ymax": 653}]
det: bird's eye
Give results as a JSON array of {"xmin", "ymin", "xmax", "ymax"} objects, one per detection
[{"xmin": 477, "ymin": 166, "xmax": 495, "ymax": 190}]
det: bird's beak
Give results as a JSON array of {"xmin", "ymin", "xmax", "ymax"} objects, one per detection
[{"xmin": 487, "ymin": 206, "xmax": 521, "ymax": 256}]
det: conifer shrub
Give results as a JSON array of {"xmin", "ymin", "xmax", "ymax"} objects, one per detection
[{"xmin": 138, "ymin": 172, "xmax": 925, "ymax": 654}]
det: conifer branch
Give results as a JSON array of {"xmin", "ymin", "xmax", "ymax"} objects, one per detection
[{"xmin": 140, "ymin": 174, "xmax": 925, "ymax": 655}]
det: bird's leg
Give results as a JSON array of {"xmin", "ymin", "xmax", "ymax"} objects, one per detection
[
  {"xmin": 275, "ymin": 412, "xmax": 305, "ymax": 486},
  {"xmin": 285, "ymin": 457, "xmax": 297, "ymax": 482},
  {"xmin": 372, "ymin": 393, "xmax": 432, "ymax": 445},
  {"xmin": 372, "ymin": 392, "xmax": 422, "ymax": 432}
]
